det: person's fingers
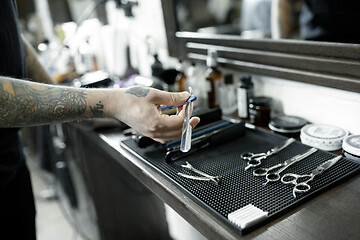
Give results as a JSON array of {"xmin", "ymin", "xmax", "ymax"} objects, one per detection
[
  {"xmin": 151, "ymin": 89, "xmax": 190, "ymax": 106},
  {"xmin": 176, "ymin": 105, "xmax": 184, "ymax": 114},
  {"xmin": 156, "ymin": 114, "xmax": 184, "ymax": 132},
  {"xmin": 189, "ymin": 117, "xmax": 200, "ymax": 129},
  {"xmin": 177, "ymin": 108, "xmax": 185, "ymax": 118},
  {"xmin": 151, "ymin": 117, "xmax": 201, "ymax": 143}
]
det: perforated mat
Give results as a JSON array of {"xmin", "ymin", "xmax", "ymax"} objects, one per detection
[{"xmin": 120, "ymin": 124, "xmax": 360, "ymax": 235}]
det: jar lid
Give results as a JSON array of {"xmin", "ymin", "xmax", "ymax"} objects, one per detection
[
  {"xmin": 269, "ymin": 115, "xmax": 307, "ymax": 133},
  {"xmin": 249, "ymin": 97, "xmax": 272, "ymax": 107},
  {"xmin": 237, "ymin": 76, "xmax": 253, "ymax": 88},
  {"xmin": 342, "ymin": 135, "xmax": 360, "ymax": 157},
  {"xmin": 300, "ymin": 124, "xmax": 349, "ymax": 151}
]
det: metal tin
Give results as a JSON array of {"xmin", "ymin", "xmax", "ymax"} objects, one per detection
[
  {"xmin": 300, "ymin": 124, "xmax": 349, "ymax": 151},
  {"xmin": 268, "ymin": 115, "xmax": 307, "ymax": 137},
  {"xmin": 342, "ymin": 135, "xmax": 360, "ymax": 162}
]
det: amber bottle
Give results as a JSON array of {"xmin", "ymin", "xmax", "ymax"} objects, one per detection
[
  {"xmin": 205, "ymin": 49, "xmax": 222, "ymax": 108},
  {"xmin": 176, "ymin": 59, "xmax": 187, "ymax": 92}
]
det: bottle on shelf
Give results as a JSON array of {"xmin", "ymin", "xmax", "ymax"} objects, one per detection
[
  {"xmin": 175, "ymin": 59, "xmax": 187, "ymax": 92},
  {"xmin": 219, "ymin": 74, "xmax": 237, "ymax": 115},
  {"xmin": 205, "ymin": 49, "xmax": 223, "ymax": 108},
  {"xmin": 187, "ymin": 62, "xmax": 206, "ymax": 107},
  {"xmin": 237, "ymin": 75, "xmax": 254, "ymax": 118},
  {"xmin": 151, "ymin": 53, "xmax": 163, "ymax": 78}
]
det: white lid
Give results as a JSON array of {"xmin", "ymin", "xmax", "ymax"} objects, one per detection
[
  {"xmin": 342, "ymin": 135, "xmax": 360, "ymax": 157},
  {"xmin": 300, "ymin": 124, "xmax": 349, "ymax": 151}
]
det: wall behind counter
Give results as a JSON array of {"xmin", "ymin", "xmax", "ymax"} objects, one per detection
[
  {"xmin": 252, "ymin": 75, "xmax": 360, "ymax": 135},
  {"xmin": 107, "ymin": 0, "xmax": 360, "ymax": 135}
]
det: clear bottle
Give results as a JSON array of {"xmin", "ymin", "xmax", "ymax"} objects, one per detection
[
  {"xmin": 205, "ymin": 49, "xmax": 222, "ymax": 108},
  {"xmin": 219, "ymin": 74, "xmax": 237, "ymax": 115},
  {"xmin": 76, "ymin": 38, "xmax": 98, "ymax": 74},
  {"xmin": 187, "ymin": 62, "xmax": 205, "ymax": 107},
  {"xmin": 237, "ymin": 76, "xmax": 254, "ymax": 118}
]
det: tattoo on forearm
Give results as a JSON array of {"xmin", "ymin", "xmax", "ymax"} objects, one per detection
[
  {"xmin": 125, "ymin": 87, "xmax": 150, "ymax": 98},
  {"xmin": 0, "ymin": 79, "xmax": 87, "ymax": 127},
  {"xmin": 89, "ymin": 101, "xmax": 104, "ymax": 118}
]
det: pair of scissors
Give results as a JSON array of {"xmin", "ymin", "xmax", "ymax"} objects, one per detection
[
  {"xmin": 253, "ymin": 147, "xmax": 318, "ymax": 186},
  {"xmin": 281, "ymin": 155, "xmax": 342, "ymax": 198},
  {"xmin": 178, "ymin": 162, "xmax": 221, "ymax": 184},
  {"xmin": 242, "ymin": 138, "xmax": 296, "ymax": 170}
]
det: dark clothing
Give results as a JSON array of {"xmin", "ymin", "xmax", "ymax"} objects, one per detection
[
  {"xmin": 0, "ymin": 160, "xmax": 36, "ymax": 239},
  {"xmin": 0, "ymin": 0, "xmax": 27, "ymax": 185},
  {"xmin": 0, "ymin": 0, "xmax": 36, "ymax": 238},
  {"xmin": 300, "ymin": 0, "xmax": 360, "ymax": 43},
  {"xmin": 0, "ymin": 0, "xmax": 26, "ymax": 78}
]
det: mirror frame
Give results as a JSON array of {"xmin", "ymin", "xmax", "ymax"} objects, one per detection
[{"xmin": 161, "ymin": 0, "xmax": 360, "ymax": 93}]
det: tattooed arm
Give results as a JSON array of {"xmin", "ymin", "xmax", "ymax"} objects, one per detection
[
  {"xmin": 0, "ymin": 78, "xmax": 199, "ymax": 142},
  {"xmin": 0, "ymin": 77, "xmax": 97, "ymax": 127}
]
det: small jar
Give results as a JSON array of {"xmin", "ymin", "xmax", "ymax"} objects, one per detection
[
  {"xmin": 269, "ymin": 115, "xmax": 307, "ymax": 137},
  {"xmin": 249, "ymin": 97, "xmax": 272, "ymax": 127},
  {"xmin": 342, "ymin": 135, "xmax": 360, "ymax": 163},
  {"xmin": 300, "ymin": 124, "xmax": 348, "ymax": 151}
]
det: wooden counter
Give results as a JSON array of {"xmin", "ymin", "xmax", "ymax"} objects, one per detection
[{"xmin": 68, "ymin": 123, "xmax": 360, "ymax": 240}]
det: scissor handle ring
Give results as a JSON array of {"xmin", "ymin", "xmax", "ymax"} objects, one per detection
[
  {"xmin": 294, "ymin": 182, "xmax": 311, "ymax": 193},
  {"xmin": 266, "ymin": 172, "xmax": 281, "ymax": 182},
  {"xmin": 253, "ymin": 168, "xmax": 268, "ymax": 176},
  {"xmin": 241, "ymin": 152, "xmax": 254, "ymax": 160},
  {"xmin": 281, "ymin": 173, "xmax": 298, "ymax": 184},
  {"xmin": 248, "ymin": 158, "xmax": 261, "ymax": 167}
]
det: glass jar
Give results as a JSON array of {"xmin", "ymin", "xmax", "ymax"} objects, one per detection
[{"xmin": 248, "ymin": 97, "xmax": 272, "ymax": 127}]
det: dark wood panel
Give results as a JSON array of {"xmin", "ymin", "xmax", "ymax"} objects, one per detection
[
  {"xmin": 187, "ymin": 53, "xmax": 360, "ymax": 93},
  {"xmin": 177, "ymin": 32, "xmax": 360, "ymax": 60},
  {"xmin": 186, "ymin": 42, "xmax": 360, "ymax": 78}
]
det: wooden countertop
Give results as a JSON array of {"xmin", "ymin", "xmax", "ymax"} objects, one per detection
[{"xmin": 89, "ymin": 125, "xmax": 360, "ymax": 240}]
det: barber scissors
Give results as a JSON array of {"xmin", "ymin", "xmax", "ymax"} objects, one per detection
[
  {"xmin": 242, "ymin": 138, "xmax": 296, "ymax": 170},
  {"xmin": 253, "ymin": 147, "xmax": 318, "ymax": 186},
  {"xmin": 178, "ymin": 161, "xmax": 221, "ymax": 184},
  {"xmin": 281, "ymin": 155, "xmax": 342, "ymax": 198}
]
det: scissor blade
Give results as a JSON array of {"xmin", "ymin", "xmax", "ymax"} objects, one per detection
[
  {"xmin": 285, "ymin": 148, "xmax": 318, "ymax": 165},
  {"xmin": 313, "ymin": 155, "xmax": 342, "ymax": 175},
  {"xmin": 273, "ymin": 138, "xmax": 295, "ymax": 153}
]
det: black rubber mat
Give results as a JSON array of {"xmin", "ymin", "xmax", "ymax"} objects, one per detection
[{"xmin": 120, "ymin": 123, "xmax": 360, "ymax": 234}]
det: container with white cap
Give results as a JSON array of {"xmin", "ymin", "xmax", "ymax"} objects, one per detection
[
  {"xmin": 342, "ymin": 135, "xmax": 360, "ymax": 163},
  {"xmin": 300, "ymin": 124, "xmax": 349, "ymax": 151}
]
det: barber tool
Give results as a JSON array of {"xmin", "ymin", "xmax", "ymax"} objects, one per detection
[
  {"xmin": 180, "ymin": 87, "xmax": 194, "ymax": 152},
  {"xmin": 178, "ymin": 161, "xmax": 221, "ymax": 184},
  {"xmin": 253, "ymin": 147, "xmax": 318, "ymax": 186},
  {"xmin": 160, "ymin": 94, "xmax": 197, "ymax": 111},
  {"xmin": 135, "ymin": 108, "xmax": 223, "ymax": 149},
  {"xmin": 242, "ymin": 138, "xmax": 296, "ymax": 170},
  {"xmin": 281, "ymin": 155, "xmax": 342, "ymax": 198},
  {"xmin": 165, "ymin": 122, "xmax": 246, "ymax": 162},
  {"xmin": 166, "ymin": 120, "xmax": 231, "ymax": 149}
]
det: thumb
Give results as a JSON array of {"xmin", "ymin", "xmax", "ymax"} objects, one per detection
[{"xmin": 153, "ymin": 90, "xmax": 190, "ymax": 106}]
